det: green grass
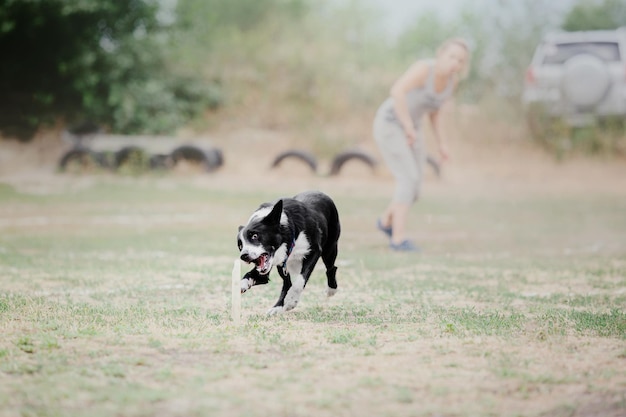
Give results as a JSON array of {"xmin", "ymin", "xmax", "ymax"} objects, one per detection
[{"xmin": 0, "ymin": 176, "xmax": 625, "ymax": 417}]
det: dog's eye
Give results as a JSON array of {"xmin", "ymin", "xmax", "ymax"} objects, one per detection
[
  {"xmin": 237, "ymin": 240, "xmax": 242, "ymax": 250},
  {"xmin": 247, "ymin": 231, "xmax": 259, "ymax": 242}
]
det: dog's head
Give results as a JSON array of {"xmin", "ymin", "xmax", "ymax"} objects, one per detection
[{"xmin": 237, "ymin": 200, "xmax": 284, "ymax": 275}]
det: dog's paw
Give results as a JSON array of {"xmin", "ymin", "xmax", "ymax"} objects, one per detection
[
  {"xmin": 283, "ymin": 290, "xmax": 301, "ymax": 311},
  {"xmin": 266, "ymin": 306, "xmax": 284, "ymax": 316},
  {"xmin": 284, "ymin": 298, "xmax": 299, "ymax": 311},
  {"xmin": 240, "ymin": 278, "xmax": 253, "ymax": 294},
  {"xmin": 326, "ymin": 286, "xmax": 337, "ymax": 297}
]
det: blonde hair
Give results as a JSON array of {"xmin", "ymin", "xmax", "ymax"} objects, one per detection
[{"xmin": 437, "ymin": 37, "xmax": 471, "ymax": 80}]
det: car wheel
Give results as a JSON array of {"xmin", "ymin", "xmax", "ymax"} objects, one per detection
[{"xmin": 561, "ymin": 54, "xmax": 611, "ymax": 109}]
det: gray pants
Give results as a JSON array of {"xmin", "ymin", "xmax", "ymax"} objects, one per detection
[{"xmin": 373, "ymin": 116, "xmax": 426, "ymax": 204}]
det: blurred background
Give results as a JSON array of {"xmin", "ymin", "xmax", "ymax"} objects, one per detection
[{"xmin": 0, "ymin": 0, "xmax": 625, "ymax": 178}]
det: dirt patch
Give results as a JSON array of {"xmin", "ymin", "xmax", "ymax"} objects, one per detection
[{"xmin": 1, "ymin": 121, "xmax": 625, "ymax": 417}]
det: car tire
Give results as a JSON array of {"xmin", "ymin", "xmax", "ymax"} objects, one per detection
[{"xmin": 561, "ymin": 54, "xmax": 611, "ymax": 109}]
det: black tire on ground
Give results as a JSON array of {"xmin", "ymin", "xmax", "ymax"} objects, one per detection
[
  {"xmin": 270, "ymin": 150, "xmax": 318, "ymax": 173},
  {"xmin": 328, "ymin": 150, "xmax": 377, "ymax": 176},
  {"xmin": 114, "ymin": 146, "xmax": 149, "ymax": 169},
  {"xmin": 170, "ymin": 145, "xmax": 223, "ymax": 172},
  {"xmin": 58, "ymin": 148, "xmax": 99, "ymax": 172}
]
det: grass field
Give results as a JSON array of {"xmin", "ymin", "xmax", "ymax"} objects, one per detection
[{"xmin": 1, "ymin": 153, "xmax": 625, "ymax": 417}]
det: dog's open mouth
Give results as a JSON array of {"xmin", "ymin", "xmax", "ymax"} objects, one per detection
[{"xmin": 254, "ymin": 253, "xmax": 272, "ymax": 275}]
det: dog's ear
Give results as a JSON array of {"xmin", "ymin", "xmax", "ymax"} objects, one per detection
[
  {"xmin": 262, "ymin": 199, "xmax": 283, "ymax": 226},
  {"xmin": 238, "ymin": 225, "xmax": 243, "ymax": 232}
]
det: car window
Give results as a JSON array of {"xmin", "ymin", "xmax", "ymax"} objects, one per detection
[{"xmin": 540, "ymin": 42, "xmax": 621, "ymax": 64}]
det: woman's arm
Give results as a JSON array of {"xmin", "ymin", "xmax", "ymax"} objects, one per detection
[
  {"xmin": 428, "ymin": 99, "xmax": 454, "ymax": 162},
  {"xmin": 389, "ymin": 61, "xmax": 429, "ymax": 145}
]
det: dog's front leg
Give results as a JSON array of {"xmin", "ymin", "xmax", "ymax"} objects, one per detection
[
  {"xmin": 267, "ymin": 271, "xmax": 291, "ymax": 316},
  {"xmin": 283, "ymin": 254, "xmax": 319, "ymax": 311},
  {"xmin": 241, "ymin": 268, "xmax": 269, "ymax": 293}
]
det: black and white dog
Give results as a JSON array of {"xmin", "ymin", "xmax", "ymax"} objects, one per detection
[{"xmin": 237, "ymin": 191, "xmax": 340, "ymax": 315}]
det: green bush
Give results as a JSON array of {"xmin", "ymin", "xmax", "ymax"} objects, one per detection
[
  {"xmin": 562, "ymin": 0, "xmax": 626, "ymax": 31},
  {"xmin": 526, "ymin": 105, "xmax": 626, "ymax": 158},
  {"xmin": 0, "ymin": 0, "xmax": 221, "ymax": 140}
]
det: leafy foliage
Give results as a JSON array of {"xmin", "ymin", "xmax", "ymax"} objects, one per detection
[
  {"xmin": 562, "ymin": 0, "xmax": 626, "ymax": 31},
  {"xmin": 0, "ymin": 0, "xmax": 220, "ymax": 141},
  {"xmin": 2, "ymin": 0, "xmax": 623, "ymax": 153},
  {"xmin": 175, "ymin": 0, "xmax": 309, "ymax": 34},
  {"xmin": 396, "ymin": 1, "xmax": 562, "ymax": 101}
]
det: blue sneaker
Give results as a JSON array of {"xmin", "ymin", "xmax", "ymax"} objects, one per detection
[
  {"xmin": 390, "ymin": 240, "xmax": 420, "ymax": 252},
  {"xmin": 376, "ymin": 219, "xmax": 392, "ymax": 238}
]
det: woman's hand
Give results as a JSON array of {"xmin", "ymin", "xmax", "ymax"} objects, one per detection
[
  {"xmin": 438, "ymin": 141, "xmax": 450, "ymax": 162},
  {"xmin": 405, "ymin": 128, "xmax": 417, "ymax": 146}
]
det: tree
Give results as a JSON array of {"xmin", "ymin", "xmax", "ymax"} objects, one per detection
[
  {"xmin": 394, "ymin": 1, "xmax": 558, "ymax": 101},
  {"xmin": 0, "ymin": 0, "xmax": 219, "ymax": 141},
  {"xmin": 562, "ymin": 0, "xmax": 626, "ymax": 31}
]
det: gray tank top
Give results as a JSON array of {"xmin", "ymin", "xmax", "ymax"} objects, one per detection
[{"xmin": 377, "ymin": 60, "xmax": 454, "ymax": 129}]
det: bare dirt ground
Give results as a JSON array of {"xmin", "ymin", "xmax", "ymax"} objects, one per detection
[{"xmin": 1, "ymin": 123, "xmax": 625, "ymax": 417}]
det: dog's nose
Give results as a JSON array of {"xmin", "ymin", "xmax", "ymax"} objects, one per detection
[{"xmin": 240, "ymin": 253, "xmax": 251, "ymax": 263}]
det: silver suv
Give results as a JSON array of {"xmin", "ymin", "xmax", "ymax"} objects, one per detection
[{"xmin": 523, "ymin": 28, "xmax": 626, "ymax": 130}]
